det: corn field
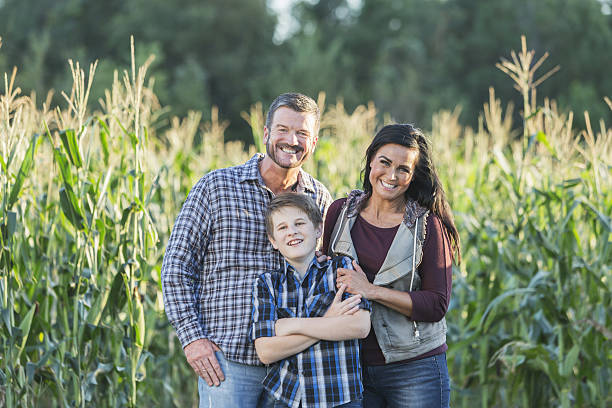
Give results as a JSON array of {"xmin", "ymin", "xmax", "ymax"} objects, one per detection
[{"xmin": 1, "ymin": 36, "xmax": 610, "ymax": 407}]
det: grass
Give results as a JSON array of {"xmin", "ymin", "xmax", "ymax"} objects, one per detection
[{"xmin": 0, "ymin": 35, "xmax": 610, "ymax": 407}]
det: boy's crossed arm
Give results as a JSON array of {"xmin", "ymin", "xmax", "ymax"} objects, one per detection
[
  {"xmin": 253, "ymin": 284, "xmax": 371, "ymax": 365},
  {"xmin": 275, "ymin": 284, "xmax": 370, "ymax": 340}
]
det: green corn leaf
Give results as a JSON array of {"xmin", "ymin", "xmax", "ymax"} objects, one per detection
[
  {"xmin": 144, "ymin": 172, "xmax": 160, "ymax": 206},
  {"xmin": 113, "ymin": 116, "xmax": 139, "ymax": 147},
  {"xmin": 479, "ymin": 288, "xmax": 536, "ymax": 332},
  {"xmin": 524, "ymin": 107, "xmax": 542, "ymax": 121},
  {"xmin": 120, "ymin": 203, "xmax": 134, "ymax": 226},
  {"xmin": 129, "ymin": 132, "xmax": 139, "ymax": 149},
  {"xmin": 1, "ymin": 308, "xmax": 12, "ymax": 337},
  {"xmin": 87, "ymin": 285, "xmax": 110, "ymax": 327},
  {"xmin": 58, "ymin": 129, "xmax": 83, "ymax": 168},
  {"xmin": 138, "ymin": 172, "xmax": 145, "ymax": 202},
  {"xmin": 448, "ymin": 331, "xmax": 480, "ymax": 352},
  {"xmin": 559, "ymin": 200, "xmax": 580, "ymax": 232},
  {"xmin": 6, "ymin": 211, "xmax": 16, "ymax": 241},
  {"xmin": 533, "ymin": 226, "xmax": 560, "ymax": 257},
  {"xmin": 52, "ymin": 147, "xmax": 74, "ymax": 186},
  {"xmin": 96, "ymin": 218, "xmax": 106, "ymax": 245},
  {"xmin": 524, "ymin": 347, "xmax": 562, "ymax": 392},
  {"xmin": 98, "ymin": 118, "xmax": 110, "ymax": 165},
  {"xmin": 135, "ymin": 351, "xmax": 150, "ymax": 378},
  {"xmin": 133, "ymin": 288, "xmax": 145, "ymax": 348},
  {"xmin": 573, "ymin": 258, "xmax": 609, "ymax": 292},
  {"xmin": 26, "ymin": 362, "xmax": 37, "ymax": 383},
  {"xmin": 533, "ymin": 187, "xmax": 560, "ymax": 202},
  {"xmin": 15, "ymin": 304, "xmax": 36, "ymax": 361},
  {"xmin": 104, "ymin": 271, "xmax": 127, "ymax": 318},
  {"xmin": 536, "ymin": 131, "xmax": 557, "ymax": 157},
  {"xmin": 0, "ymin": 152, "xmax": 6, "ymax": 173},
  {"xmin": 527, "ymin": 269, "xmax": 551, "ymax": 288},
  {"xmin": 114, "ymin": 116, "xmax": 129, "ymax": 136},
  {"xmin": 7, "ymin": 133, "xmax": 41, "ymax": 209},
  {"xmin": 59, "ymin": 185, "xmax": 85, "ymax": 230},
  {"xmin": 561, "ymin": 345, "xmax": 580, "ymax": 377},
  {"xmin": 561, "ymin": 178, "xmax": 582, "ymax": 189},
  {"xmin": 577, "ymin": 197, "xmax": 612, "ymax": 231}
]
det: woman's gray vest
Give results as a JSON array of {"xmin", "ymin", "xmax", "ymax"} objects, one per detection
[{"xmin": 328, "ymin": 190, "xmax": 447, "ymax": 363}]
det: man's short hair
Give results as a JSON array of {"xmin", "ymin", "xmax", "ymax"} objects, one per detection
[
  {"xmin": 265, "ymin": 193, "xmax": 323, "ymax": 237},
  {"xmin": 265, "ymin": 93, "xmax": 321, "ymax": 134}
]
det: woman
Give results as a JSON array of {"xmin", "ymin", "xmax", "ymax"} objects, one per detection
[{"xmin": 322, "ymin": 124, "xmax": 460, "ymax": 408}]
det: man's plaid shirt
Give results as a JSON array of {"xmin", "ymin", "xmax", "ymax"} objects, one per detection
[
  {"xmin": 161, "ymin": 154, "xmax": 332, "ymax": 365},
  {"xmin": 251, "ymin": 256, "xmax": 371, "ymax": 408}
]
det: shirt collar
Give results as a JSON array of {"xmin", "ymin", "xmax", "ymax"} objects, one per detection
[
  {"xmin": 238, "ymin": 153, "xmax": 316, "ymax": 194},
  {"xmin": 283, "ymin": 255, "xmax": 329, "ymax": 281},
  {"xmin": 238, "ymin": 153, "xmax": 265, "ymax": 184}
]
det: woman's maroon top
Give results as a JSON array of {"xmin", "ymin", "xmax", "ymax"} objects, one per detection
[{"xmin": 322, "ymin": 198, "xmax": 453, "ymax": 366}]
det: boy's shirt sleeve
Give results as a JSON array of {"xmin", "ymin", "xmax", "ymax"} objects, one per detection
[
  {"xmin": 250, "ymin": 273, "xmax": 278, "ymax": 340},
  {"xmin": 337, "ymin": 256, "xmax": 371, "ymax": 312}
]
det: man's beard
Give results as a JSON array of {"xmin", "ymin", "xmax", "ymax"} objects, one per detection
[{"xmin": 266, "ymin": 140, "xmax": 308, "ymax": 169}]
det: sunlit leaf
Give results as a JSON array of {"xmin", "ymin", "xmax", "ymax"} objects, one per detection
[
  {"xmin": 7, "ymin": 134, "xmax": 41, "ymax": 209},
  {"xmin": 59, "ymin": 129, "xmax": 83, "ymax": 168}
]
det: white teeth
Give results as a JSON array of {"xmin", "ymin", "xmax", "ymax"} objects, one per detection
[
  {"xmin": 280, "ymin": 146, "xmax": 298, "ymax": 154},
  {"xmin": 287, "ymin": 239, "xmax": 302, "ymax": 246},
  {"xmin": 381, "ymin": 181, "xmax": 396, "ymax": 189}
]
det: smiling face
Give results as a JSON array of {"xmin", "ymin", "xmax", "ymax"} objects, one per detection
[
  {"xmin": 368, "ymin": 143, "xmax": 419, "ymax": 204},
  {"xmin": 263, "ymin": 106, "xmax": 318, "ymax": 169},
  {"xmin": 267, "ymin": 206, "xmax": 322, "ymax": 267}
]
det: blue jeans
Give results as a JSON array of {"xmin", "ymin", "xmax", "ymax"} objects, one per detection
[
  {"xmin": 260, "ymin": 390, "xmax": 362, "ymax": 407},
  {"xmin": 362, "ymin": 353, "xmax": 450, "ymax": 408},
  {"xmin": 198, "ymin": 351, "xmax": 267, "ymax": 408}
]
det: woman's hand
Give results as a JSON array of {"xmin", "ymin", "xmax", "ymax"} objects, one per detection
[
  {"xmin": 324, "ymin": 284, "xmax": 362, "ymax": 317},
  {"xmin": 274, "ymin": 285, "xmax": 362, "ymax": 337},
  {"xmin": 337, "ymin": 260, "xmax": 375, "ymax": 298}
]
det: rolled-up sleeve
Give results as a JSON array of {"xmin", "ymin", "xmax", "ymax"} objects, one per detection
[
  {"xmin": 161, "ymin": 179, "xmax": 211, "ymax": 347},
  {"xmin": 251, "ymin": 274, "xmax": 277, "ymax": 340}
]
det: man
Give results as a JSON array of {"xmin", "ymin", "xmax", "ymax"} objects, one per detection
[{"xmin": 162, "ymin": 93, "xmax": 332, "ymax": 407}]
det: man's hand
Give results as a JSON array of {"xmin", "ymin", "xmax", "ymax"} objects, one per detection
[
  {"xmin": 324, "ymin": 283, "xmax": 362, "ymax": 317},
  {"xmin": 184, "ymin": 338, "xmax": 225, "ymax": 386},
  {"xmin": 337, "ymin": 260, "xmax": 373, "ymax": 298}
]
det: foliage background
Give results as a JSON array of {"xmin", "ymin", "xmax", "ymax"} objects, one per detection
[
  {"xmin": 0, "ymin": 1, "xmax": 611, "ymax": 407},
  {"xmin": 0, "ymin": 0, "xmax": 610, "ymax": 138}
]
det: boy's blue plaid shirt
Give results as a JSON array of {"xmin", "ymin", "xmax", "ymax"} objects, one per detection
[{"xmin": 251, "ymin": 256, "xmax": 371, "ymax": 408}]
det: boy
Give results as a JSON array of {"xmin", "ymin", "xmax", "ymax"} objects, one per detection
[{"xmin": 251, "ymin": 193, "xmax": 371, "ymax": 408}]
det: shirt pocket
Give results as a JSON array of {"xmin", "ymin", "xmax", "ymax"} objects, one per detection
[{"xmin": 304, "ymin": 292, "xmax": 335, "ymax": 317}]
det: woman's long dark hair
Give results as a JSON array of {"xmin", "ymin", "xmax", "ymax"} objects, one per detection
[{"xmin": 362, "ymin": 124, "xmax": 461, "ymax": 264}]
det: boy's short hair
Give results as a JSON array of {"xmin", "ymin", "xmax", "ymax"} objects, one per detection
[{"xmin": 265, "ymin": 193, "xmax": 323, "ymax": 237}]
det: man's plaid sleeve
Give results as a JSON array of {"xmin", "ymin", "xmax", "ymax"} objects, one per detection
[{"xmin": 161, "ymin": 179, "xmax": 211, "ymax": 347}]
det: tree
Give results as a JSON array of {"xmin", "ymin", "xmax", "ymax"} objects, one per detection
[{"xmin": 0, "ymin": 0, "xmax": 279, "ymax": 142}]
